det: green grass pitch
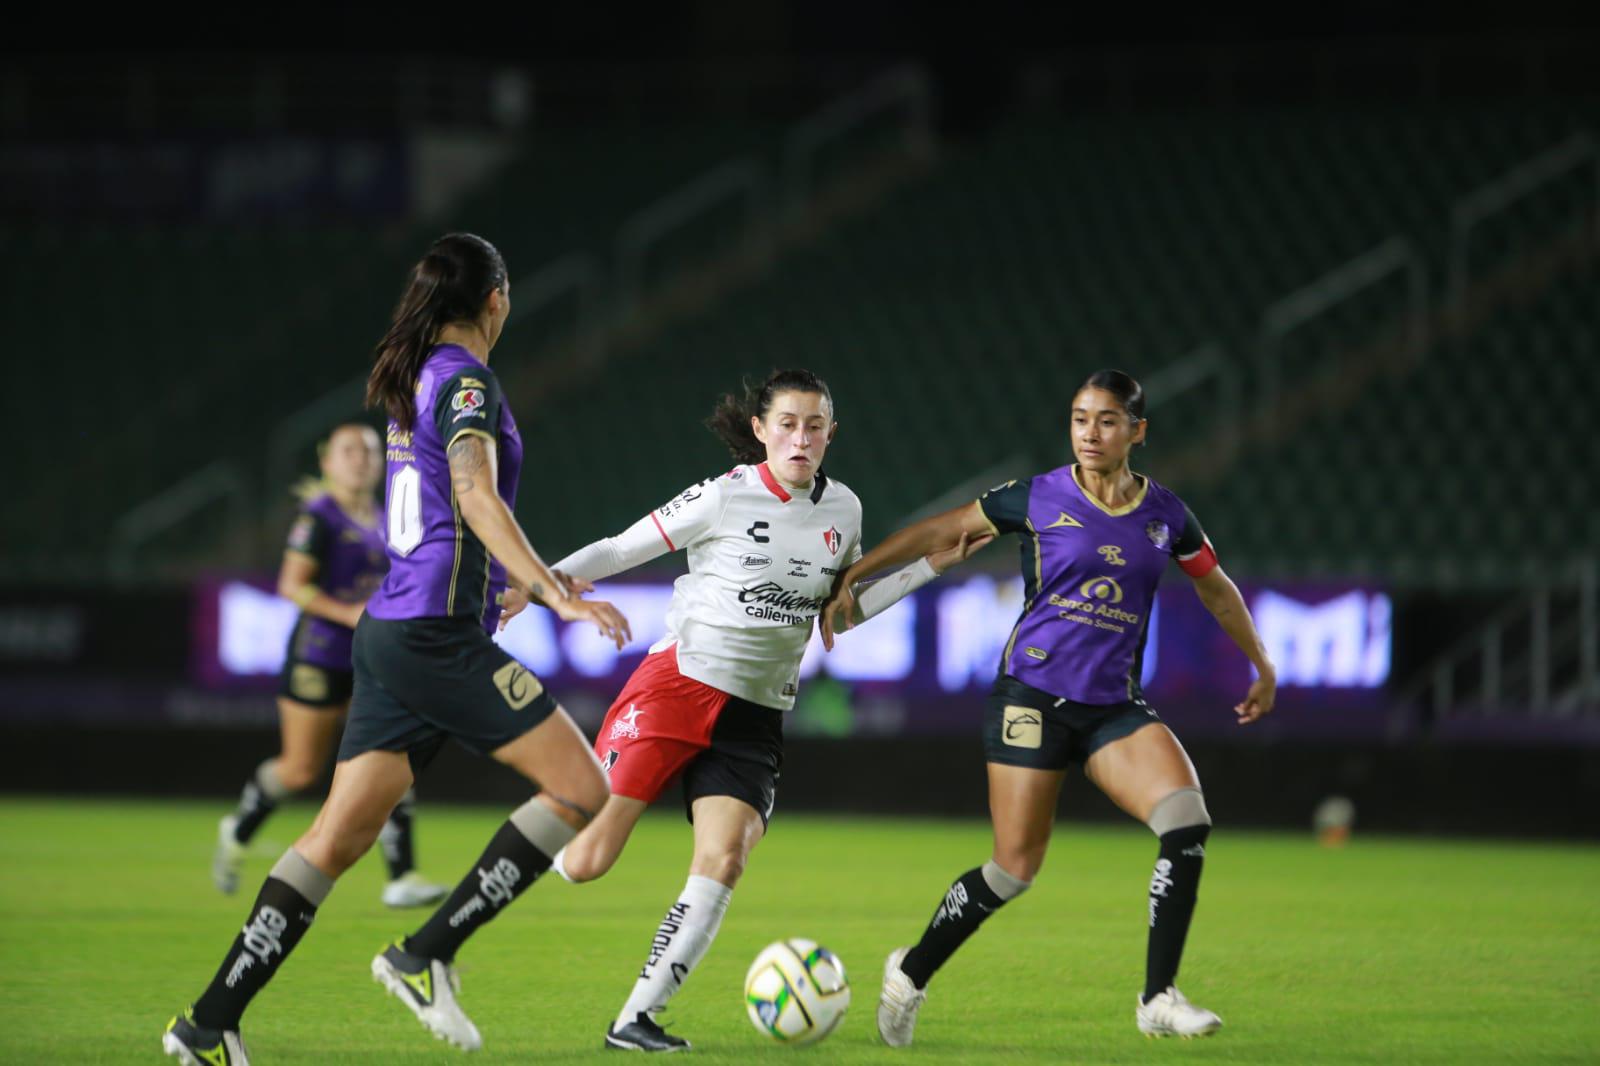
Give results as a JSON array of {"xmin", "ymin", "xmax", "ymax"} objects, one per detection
[{"xmin": 0, "ymin": 798, "xmax": 1595, "ymax": 1063}]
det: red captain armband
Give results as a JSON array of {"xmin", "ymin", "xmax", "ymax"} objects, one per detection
[{"xmin": 1177, "ymin": 538, "xmax": 1219, "ymax": 579}]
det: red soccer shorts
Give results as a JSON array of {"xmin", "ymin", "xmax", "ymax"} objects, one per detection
[{"xmin": 593, "ymin": 647, "xmax": 730, "ymax": 803}]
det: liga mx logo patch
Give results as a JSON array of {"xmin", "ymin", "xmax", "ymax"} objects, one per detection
[
  {"xmin": 822, "ymin": 525, "xmax": 842, "ymax": 555},
  {"xmin": 451, "ymin": 387, "xmax": 485, "ymax": 421}
]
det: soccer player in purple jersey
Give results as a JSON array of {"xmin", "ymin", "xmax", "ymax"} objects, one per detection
[
  {"xmin": 163, "ymin": 234, "xmax": 631, "ymax": 1066},
  {"xmin": 823, "ymin": 369, "xmax": 1278, "ymax": 1046},
  {"xmin": 211, "ymin": 421, "xmax": 448, "ymax": 911}
]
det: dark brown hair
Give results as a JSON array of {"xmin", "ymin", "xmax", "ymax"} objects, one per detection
[
  {"xmin": 367, "ymin": 233, "xmax": 507, "ymax": 431},
  {"xmin": 705, "ymin": 369, "xmax": 834, "ymax": 464},
  {"xmin": 1077, "ymin": 368, "xmax": 1146, "ymax": 422}
]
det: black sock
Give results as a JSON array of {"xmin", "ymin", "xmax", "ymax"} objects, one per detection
[
  {"xmin": 403, "ymin": 818, "xmax": 552, "ymax": 962},
  {"xmin": 1144, "ymin": 824, "xmax": 1210, "ymax": 1002},
  {"xmin": 379, "ymin": 794, "xmax": 416, "ymax": 881},
  {"xmin": 230, "ymin": 767, "xmax": 283, "ymax": 845},
  {"xmin": 192, "ymin": 877, "xmax": 319, "ymax": 1029},
  {"xmin": 900, "ymin": 867, "xmax": 1007, "ymax": 989}
]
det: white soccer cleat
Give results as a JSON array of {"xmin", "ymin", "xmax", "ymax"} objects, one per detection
[
  {"xmin": 381, "ymin": 871, "xmax": 450, "ymax": 908},
  {"xmin": 1136, "ymin": 986, "xmax": 1222, "ymax": 1039},
  {"xmin": 876, "ymin": 947, "xmax": 927, "ymax": 1048},
  {"xmin": 211, "ymin": 815, "xmax": 245, "ymax": 895},
  {"xmin": 372, "ymin": 942, "xmax": 483, "ymax": 1052}
]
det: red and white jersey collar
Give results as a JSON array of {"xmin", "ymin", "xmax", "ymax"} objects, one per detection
[{"xmin": 757, "ymin": 462, "xmax": 828, "ymax": 504}]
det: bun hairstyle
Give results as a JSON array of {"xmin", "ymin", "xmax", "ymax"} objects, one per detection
[
  {"xmin": 367, "ymin": 233, "xmax": 508, "ymax": 431},
  {"xmin": 1078, "ymin": 368, "xmax": 1146, "ymax": 423},
  {"xmin": 706, "ymin": 368, "xmax": 834, "ymax": 464}
]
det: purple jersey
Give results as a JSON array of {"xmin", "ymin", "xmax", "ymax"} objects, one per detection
[
  {"xmin": 283, "ymin": 493, "xmax": 387, "ymax": 668},
  {"xmin": 978, "ymin": 464, "xmax": 1209, "ymax": 705},
  {"xmin": 366, "ymin": 344, "xmax": 523, "ymax": 631}
]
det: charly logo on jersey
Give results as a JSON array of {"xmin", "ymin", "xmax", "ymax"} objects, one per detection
[
  {"xmin": 740, "ymin": 553, "xmax": 772, "ymax": 571},
  {"xmin": 822, "ymin": 525, "xmax": 842, "ymax": 555},
  {"xmin": 450, "ymin": 387, "xmax": 486, "ymax": 421},
  {"xmin": 1146, "ymin": 520, "xmax": 1171, "ymax": 550},
  {"xmin": 601, "ymin": 748, "xmax": 620, "ymax": 774},
  {"xmin": 1098, "ymin": 545, "xmax": 1127, "ymax": 566}
]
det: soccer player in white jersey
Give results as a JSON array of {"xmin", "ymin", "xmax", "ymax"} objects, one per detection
[{"xmin": 497, "ymin": 369, "xmax": 985, "ymax": 1052}]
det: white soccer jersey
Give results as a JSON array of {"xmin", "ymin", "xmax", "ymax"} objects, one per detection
[{"xmin": 556, "ymin": 463, "xmax": 862, "ymax": 710}]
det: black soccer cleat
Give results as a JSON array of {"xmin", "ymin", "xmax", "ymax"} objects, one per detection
[
  {"xmin": 605, "ymin": 1011, "xmax": 691, "ymax": 1052},
  {"xmin": 162, "ymin": 1007, "xmax": 251, "ymax": 1065}
]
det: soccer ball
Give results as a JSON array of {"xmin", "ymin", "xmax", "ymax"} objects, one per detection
[{"xmin": 743, "ymin": 938, "xmax": 850, "ymax": 1045}]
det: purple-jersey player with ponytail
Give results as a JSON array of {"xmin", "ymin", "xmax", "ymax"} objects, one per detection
[{"xmin": 824, "ymin": 369, "xmax": 1277, "ymax": 1046}]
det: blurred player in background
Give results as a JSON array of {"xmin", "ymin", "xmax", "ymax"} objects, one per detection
[
  {"xmin": 510, "ymin": 369, "xmax": 983, "ymax": 1052},
  {"xmin": 211, "ymin": 421, "xmax": 447, "ymax": 910},
  {"xmin": 163, "ymin": 234, "xmax": 631, "ymax": 1066},
  {"xmin": 824, "ymin": 369, "xmax": 1277, "ymax": 1046}
]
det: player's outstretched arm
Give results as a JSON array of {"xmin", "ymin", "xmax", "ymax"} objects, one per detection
[
  {"xmin": 822, "ymin": 530, "xmax": 995, "ymax": 649},
  {"xmin": 820, "ymin": 502, "xmax": 994, "ymax": 649},
  {"xmin": 1189, "ymin": 565, "xmax": 1276, "ymax": 724},
  {"xmin": 448, "ymin": 433, "xmax": 631, "ymax": 648}
]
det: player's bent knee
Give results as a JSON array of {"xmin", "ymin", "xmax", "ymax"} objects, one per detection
[
  {"xmin": 275, "ymin": 763, "xmax": 319, "ymax": 793},
  {"xmin": 993, "ymin": 846, "xmax": 1048, "ymax": 882},
  {"xmin": 690, "ymin": 848, "xmax": 746, "ymax": 888},
  {"xmin": 298, "ymin": 824, "xmax": 378, "ymax": 877},
  {"xmin": 560, "ymin": 843, "xmax": 615, "ymax": 884},
  {"xmin": 1147, "ymin": 786, "xmax": 1211, "ymax": 835}
]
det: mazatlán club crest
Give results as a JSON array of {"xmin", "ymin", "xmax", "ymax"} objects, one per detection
[
  {"xmin": 1145, "ymin": 520, "xmax": 1170, "ymax": 550},
  {"xmin": 822, "ymin": 525, "xmax": 842, "ymax": 555}
]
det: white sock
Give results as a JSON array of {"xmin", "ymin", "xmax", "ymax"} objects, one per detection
[
  {"xmin": 550, "ymin": 847, "xmax": 573, "ymax": 883},
  {"xmin": 615, "ymin": 875, "xmax": 732, "ymax": 1029}
]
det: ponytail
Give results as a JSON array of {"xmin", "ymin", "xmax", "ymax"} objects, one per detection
[
  {"xmin": 705, "ymin": 368, "xmax": 833, "ymax": 464},
  {"xmin": 367, "ymin": 233, "xmax": 507, "ymax": 431}
]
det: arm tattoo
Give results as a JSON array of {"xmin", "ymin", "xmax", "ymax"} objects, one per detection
[{"xmin": 447, "ymin": 436, "xmax": 486, "ymax": 496}]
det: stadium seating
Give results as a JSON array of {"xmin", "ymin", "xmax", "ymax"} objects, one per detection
[
  {"xmin": 516, "ymin": 105, "xmax": 1599, "ymax": 568},
  {"xmin": 3, "ymin": 121, "xmax": 782, "ymax": 569},
  {"xmin": 7, "ymin": 105, "xmax": 1595, "ymax": 576}
]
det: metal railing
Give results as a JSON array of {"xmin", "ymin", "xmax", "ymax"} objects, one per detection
[
  {"xmin": 614, "ymin": 160, "xmax": 768, "ymax": 318},
  {"xmin": 1400, "ymin": 559, "xmax": 1599, "ymax": 718},
  {"xmin": 109, "ymin": 462, "xmax": 251, "ymax": 581},
  {"xmin": 503, "ymin": 252, "xmax": 603, "ymax": 367},
  {"xmin": 1447, "ymin": 132, "xmax": 1600, "ymax": 308},
  {"xmin": 1256, "ymin": 236, "xmax": 1428, "ymax": 429},
  {"xmin": 1142, "ymin": 343, "xmax": 1241, "ymax": 462},
  {"xmin": 111, "ymin": 66, "xmax": 935, "ymax": 574},
  {"xmin": 782, "ymin": 64, "xmax": 935, "ymax": 217}
]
